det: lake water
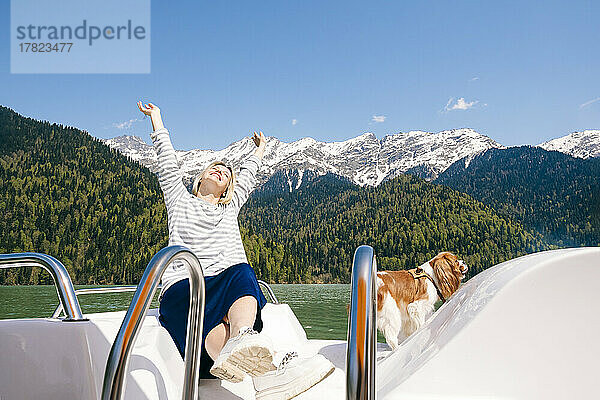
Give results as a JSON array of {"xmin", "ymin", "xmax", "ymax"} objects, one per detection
[{"xmin": 0, "ymin": 284, "xmax": 384, "ymax": 341}]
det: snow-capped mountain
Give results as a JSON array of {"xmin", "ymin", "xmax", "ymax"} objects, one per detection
[
  {"xmin": 103, "ymin": 135, "xmax": 159, "ymax": 167},
  {"xmin": 102, "ymin": 128, "xmax": 502, "ymax": 188},
  {"xmin": 538, "ymin": 130, "xmax": 600, "ymax": 159}
]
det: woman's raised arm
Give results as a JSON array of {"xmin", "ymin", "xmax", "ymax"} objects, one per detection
[
  {"xmin": 230, "ymin": 131, "xmax": 266, "ymax": 211},
  {"xmin": 138, "ymin": 101, "xmax": 186, "ymax": 211}
]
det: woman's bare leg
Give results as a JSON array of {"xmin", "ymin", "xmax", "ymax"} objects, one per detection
[
  {"xmin": 205, "ymin": 322, "xmax": 230, "ymax": 360},
  {"xmin": 227, "ymin": 295, "xmax": 258, "ymax": 337},
  {"xmin": 205, "ymin": 295, "xmax": 258, "ymax": 360}
]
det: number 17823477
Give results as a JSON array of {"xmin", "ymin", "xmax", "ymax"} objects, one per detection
[{"xmin": 19, "ymin": 43, "xmax": 73, "ymax": 52}]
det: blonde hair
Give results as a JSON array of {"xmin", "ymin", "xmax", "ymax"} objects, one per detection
[{"xmin": 191, "ymin": 161, "xmax": 236, "ymax": 205}]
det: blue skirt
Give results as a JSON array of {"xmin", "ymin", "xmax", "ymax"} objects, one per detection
[{"xmin": 158, "ymin": 263, "xmax": 267, "ymax": 379}]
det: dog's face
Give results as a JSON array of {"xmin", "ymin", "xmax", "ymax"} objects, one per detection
[{"xmin": 429, "ymin": 252, "xmax": 468, "ymax": 299}]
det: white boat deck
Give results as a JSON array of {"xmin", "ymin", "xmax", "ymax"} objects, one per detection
[{"xmin": 1, "ymin": 247, "xmax": 600, "ymax": 399}]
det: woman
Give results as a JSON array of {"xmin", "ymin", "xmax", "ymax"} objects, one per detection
[{"xmin": 137, "ymin": 101, "xmax": 333, "ymax": 399}]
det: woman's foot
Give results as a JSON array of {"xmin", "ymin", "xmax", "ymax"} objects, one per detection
[
  {"xmin": 253, "ymin": 352, "xmax": 335, "ymax": 400},
  {"xmin": 209, "ymin": 326, "xmax": 276, "ymax": 383}
]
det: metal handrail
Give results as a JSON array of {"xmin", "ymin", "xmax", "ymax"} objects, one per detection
[
  {"xmin": 257, "ymin": 279, "xmax": 279, "ymax": 304},
  {"xmin": 51, "ymin": 286, "xmax": 144, "ymax": 318},
  {"xmin": 101, "ymin": 246, "xmax": 205, "ymax": 400},
  {"xmin": 346, "ymin": 245, "xmax": 377, "ymax": 400},
  {"xmin": 0, "ymin": 252, "xmax": 85, "ymax": 321}
]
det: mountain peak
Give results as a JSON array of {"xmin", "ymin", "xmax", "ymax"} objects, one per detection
[
  {"xmin": 101, "ymin": 127, "xmax": 595, "ymax": 190},
  {"xmin": 341, "ymin": 132, "xmax": 378, "ymax": 144},
  {"xmin": 104, "ymin": 134, "xmax": 147, "ymax": 145},
  {"xmin": 538, "ymin": 130, "xmax": 600, "ymax": 159},
  {"xmin": 101, "ymin": 127, "xmax": 503, "ymax": 186}
]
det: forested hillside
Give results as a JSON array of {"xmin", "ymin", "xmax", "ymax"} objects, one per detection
[
  {"xmin": 0, "ymin": 107, "xmax": 553, "ymax": 285},
  {"xmin": 240, "ymin": 173, "xmax": 551, "ymax": 283},
  {"xmin": 436, "ymin": 147, "xmax": 600, "ymax": 247},
  {"xmin": 0, "ymin": 106, "xmax": 169, "ymax": 285}
]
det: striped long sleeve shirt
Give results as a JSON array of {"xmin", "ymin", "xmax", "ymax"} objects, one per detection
[{"xmin": 150, "ymin": 127, "xmax": 262, "ymax": 296}]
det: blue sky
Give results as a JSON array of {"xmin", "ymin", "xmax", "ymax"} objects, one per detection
[{"xmin": 1, "ymin": 0, "xmax": 599, "ymax": 150}]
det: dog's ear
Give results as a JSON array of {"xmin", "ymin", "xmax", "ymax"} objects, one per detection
[
  {"xmin": 441, "ymin": 252, "xmax": 466, "ymax": 279},
  {"xmin": 431, "ymin": 253, "xmax": 462, "ymax": 299}
]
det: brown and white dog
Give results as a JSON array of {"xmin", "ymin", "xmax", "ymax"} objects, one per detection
[{"xmin": 376, "ymin": 252, "xmax": 468, "ymax": 350}]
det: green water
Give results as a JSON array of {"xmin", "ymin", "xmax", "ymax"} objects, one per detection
[{"xmin": 0, "ymin": 284, "xmax": 360, "ymax": 341}]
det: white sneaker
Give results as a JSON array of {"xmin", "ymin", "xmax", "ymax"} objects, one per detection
[
  {"xmin": 210, "ymin": 326, "xmax": 276, "ymax": 383},
  {"xmin": 253, "ymin": 352, "xmax": 335, "ymax": 400}
]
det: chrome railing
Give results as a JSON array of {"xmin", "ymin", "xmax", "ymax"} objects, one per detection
[
  {"xmin": 258, "ymin": 279, "xmax": 279, "ymax": 304},
  {"xmin": 346, "ymin": 245, "xmax": 377, "ymax": 400},
  {"xmin": 101, "ymin": 245, "xmax": 205, "ymax": 400},
  {"xmin": 0, "ymin": 252, "xmax": 85, "ymax": 321},
  {"xmin": 51, "ymin": 286, "xmax": 143, "ymax": 318}
]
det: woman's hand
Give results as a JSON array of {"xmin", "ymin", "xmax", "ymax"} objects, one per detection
[
  {"xmin": 252, "ymin": 131, "xmax": 267, "ymax": 159},
  {"xmin": 137, "ymin": 101, "xmax": 160, "ymax": 116},
  {"xmin": 137, "ymin": 101, "xmax": 164, "ymax": 131},
  {"xmin": 252, "ymin": 131, "xmax": 266, "ymax": 148}
]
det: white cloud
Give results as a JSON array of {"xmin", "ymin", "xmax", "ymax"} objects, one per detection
[
  {"xmin": 469, "ymin": 77, "xmax": 480, "ymax": 82},
  {"xmin": 371, "ymin": 115, "xmax": 386, "ymax": 123},
  {"xmin": 291, "ymin": 119, "xmax": 298, "ymax": 125},
  {"xmin": 444, "ymin": 97, "xmax": 478, "ymax": 112},
  {"xmin": 113, "ymin": 118, "xmax": 139, "ymax": 130},
  {"xmin": 580, "ymin": 97, "xmax": 600, "ymax": 109}
]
